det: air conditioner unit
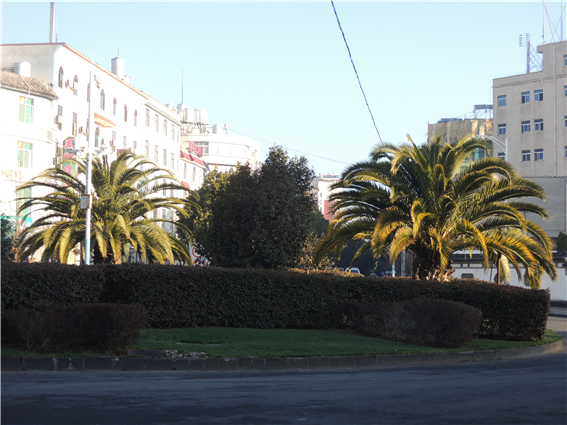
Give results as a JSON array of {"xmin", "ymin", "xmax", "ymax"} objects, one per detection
[{"xmin": 56, "ymin": 115, "xmax": 63, "ymax": 124}]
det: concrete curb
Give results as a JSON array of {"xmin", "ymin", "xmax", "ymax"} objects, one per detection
[{"xmin": 2, "ymin": 338, "xmax": 564, "ymax": 372}]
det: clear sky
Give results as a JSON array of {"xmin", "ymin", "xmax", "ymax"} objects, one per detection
[{"xmin": 2, "ymin": 1, "xmax": 565, "ymax": 176}]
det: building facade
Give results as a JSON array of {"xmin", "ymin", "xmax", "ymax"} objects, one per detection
[
  {"xmin": 493, "ymin": 41, "xmax": 567, "ymax": 176},
  {"xmin": 312, "ymin": 173, "xmax": 340, "ymax": 221}
]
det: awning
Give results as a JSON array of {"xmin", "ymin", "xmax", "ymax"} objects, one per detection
[
  {"xmin": 180, "ymin": 151, "xmax": 209, "ymax": 170},
  {"xmin": 181, "ymin": 181, "xmax": 190, "ymax": 189},
  {"xmin": 94, "ymin": 113, "xmax": 115, "ymax": 128}
]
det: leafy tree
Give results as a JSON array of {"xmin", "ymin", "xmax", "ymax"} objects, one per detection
[
  {"xmin": 177, "ymin": 167, "xmax": 234, "ymax": 261},
  {"xmin": 16, "ymin": 152, "xmax": 198, "ymax": 264},
  {"xmin": 315, "ymin": 135, "xmax": 557, "ymax": 288},
  {"xmin": 310, "ymin": 209, "xmax": 329, "ymax": 237},
  {"xmin": 203, "ymin": 146, "xmax": 316, "ymax": 269},
  {"xmin": 1, "ymin": 216, "xmax": 16, "ymax": 262},
  {"xmin": 556, "ymin": 231, "xmax": 567, "ymax": 252}
]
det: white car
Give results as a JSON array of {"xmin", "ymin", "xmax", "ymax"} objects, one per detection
[{"xmin": 345, "ymin": 267, "xmax": 361, "ymax": 274}]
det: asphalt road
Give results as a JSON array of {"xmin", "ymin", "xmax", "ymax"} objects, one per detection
[{"xmin": 2, "ymin": 318, "xmax": 566, "ymax": 425}]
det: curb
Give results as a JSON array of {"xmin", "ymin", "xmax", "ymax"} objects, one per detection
[{"xmin": 2, "ymin": 338, "xmax": 564, "ymax": 372}]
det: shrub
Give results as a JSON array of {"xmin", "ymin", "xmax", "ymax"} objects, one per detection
[
  {"xmin": 1, "ymin": 262, "xmax": 104, "ymax": 311},
  {"xmin": 1, "ymin": 304, "xmax": 147, "ymax": 354},
  {"xmin": 344, "ymin": 298, "xmax": 483, "ymax": 348}
]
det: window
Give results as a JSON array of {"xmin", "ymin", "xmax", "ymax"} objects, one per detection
[
  {"xmin": 564, "ymin": 54, "xmax": 567, "ymax": 66},
  {"xmin": 154, "ymin": 145, "xmax": 158, "ymax": 162},
  {"xmin": 534, "ymin": 89, "xmax": 543, "ymax": 101},
  {"xmin": 564, "ymin": 85, "xmax": 567, "ymax": 97},
  {"xmin": 521, "ymin": 91, "xmax": 530, "ymax": 103},
  {"xmin": 113, "ymin": 99, "xmax": 117, "ymax": 116},
  {"xmin": 145, "ymin": 109, "xmax": 150, "ymax": 126},
  {"xmin": 17, "ymin": 142, "xmax": 32, "ymax": 168},
  {"xmin": 534, "ymin": 148, "xmax": 543, "ymax": 161},
  {"xmin": 163, "ymin": 119, "xmax": 167, "ymax": 136},
  {"xmin": 565, "ymin": 115, "xmax": 567, "ymax": 127},
  {"xmin": 111, "ymin": 131, "xmax": 116, "ymax": 146},
  {"xmin": 195, "ymin": 141, "xmax": 209, "ymax": 154},
  {"xmin": 171, "ymin": 124, "xmax": 175, "ymax": 140},
  {"xmin": 124, "ymin": 105, "xmax": 128, "ymax": 122},
  {"xmin": 155, "ymin": 114, "xmax": 159, "ymax": 132},
  {"xmin": 133, "ymin": 140, "xmax": 137, "ymax": 150},
  {"xmin": 184, "ymin": 163, "xmax": 187, "ymax": 179},
  {"xmin": 95, "ymin": 128, "xmax": 100, "ymax": 148},
  {"xmin": 163, "ymin": 149, "xmax": 167, "ymax": 166},
  {"xmin": 18, "ymin": 96, "xmax": 33, "ymax": 123},
  {"xmin": 56, "ymin": 105, "xmax": 63, "ymax": 130},
  {"xmin": 534, "ymin": 119, "xmax": 543, "ymax": 131},
  {"xmin": 72, "ymin": 113, "xmax": 78, "ymax": 136},
  {"xmin": 163, "ymin": 180, "xmax": 167, "ymax": 196},
  {"xmin": 521, "ymin": 120, "xmax": 530, "ymax": 133},
  {"xmin": 521, "ymin": 150, "xmax": 531, "ymax": 162},
  {"xmin": 170, "ymin": 153, "xmax": 174, "ymax": 169},
  {"xmin": 134, "ymin": 110, "xmax": 138, "ymax": 127},
  {"xmin": 123, "ymin": 136, "xmax": 127, "ymax": 149},
  {"xmin": 73, "ymin": 75, "xmax": 78, "ymax": 96},
  {"xmin": 100, "ymin": 90, "xmax": 105, "ymax": 110},
  {"xmin": 497, "ymin": 152, "xmax": 506, "ymax": 161},
  {"xmin": 497, "ymin": 95, "xmax": 506, "ymax": 106},
  {"xmin": 497, "ymin": 123, "xmax": 506, "ymax": 135},
  {"xmin": 87, "ymin": 83, "xmax": 91, "ymax": 103},
  {"xmin": 16, "ymin": 187, "xmax": 31, "ymax": 218},
  {"xmin": 145, "ymin": 141, "xmax": 150, "ymax": 158},
  {"xmin": 58, "ymin": 67, "xmax": 64, "ymax": 88},
  {"xmin": 192, "ymin": 167, "xmax": 196, "ymax": 182}
]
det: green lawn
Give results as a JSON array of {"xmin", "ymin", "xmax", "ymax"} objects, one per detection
[{"xmin": 1, "ymin": 328, "xmax": 562, "ymax": 358}]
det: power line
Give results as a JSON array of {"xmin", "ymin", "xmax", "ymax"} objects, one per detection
[
  {"xmin": 230, "ymin": 129, "xmax": 350, "ymax": 165},
  {"xmin": 330, "ymin": 1, "xmax": 383, "ymax": 143}
]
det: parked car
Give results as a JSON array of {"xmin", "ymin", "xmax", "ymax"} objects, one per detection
[{"xmin": 345, "ymin": 267, "xmax": 361, "ymax": 274}]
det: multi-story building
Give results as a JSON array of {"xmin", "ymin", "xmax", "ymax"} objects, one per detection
[
  {"xmin": 493, "ymin": 40, "xmax": 567, "ymax": 240},
  {"xmin": 179, "ymin": 113, "xmax": 260, "ymax": 173},
  {"xmin": 493, "ymin": 40, "xmax": 566, "ymax": 177},
  {"xmin": 312, "ymin": 173, "xmax": 340, "ymax": 221},
  {"xmin": 1, "ymin": 42, "xmax": 210, "ymax": 262},
  {"xmin": 0, "ymin": 69, "xmax": 59, "ymax": 231}
]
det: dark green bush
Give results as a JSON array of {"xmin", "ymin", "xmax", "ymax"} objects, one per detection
[
  {"xmin": 344, "ymin": 298, "xmax": 483, "ymax": 348},
  {"xmin": 1, "ymin": 262, "xmax": 104, "ymax": 311},
  {"xmin": 1, "ymin": 263, "xmax": 550, "ymax": 341},
  {"xmin": 1, "ymin": 304, "xmax": 147, "ymax": 354}
]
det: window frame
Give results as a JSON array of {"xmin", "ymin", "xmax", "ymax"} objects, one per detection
[
  {"xmin": 18, "ymin": 96, "xmax": 34, "ymax": 124},
  {"xmin": 95, "ymin": 127, "xmax": 100, "ymax": 148},
  {"xmin": 521, "ymin": 91, "xmax": 530, "ymax": 104},
  {"xmin": 521, "ymin": 120, "xmax": 531, "ymax": 133},
  {"xmin": 521, "ymin": 150, "xmax": 531, "ymax": 162},
  {"xmin": 72, "ymin": 112, "xmax": 78, "ymax": 136},
  {"xmin": 100, "ymin": 90, "xmax": 105, "ymax": 110},
  {"xmin": 534, "ymin": 148, "xmax": 543, "ymax": 161},
  {"xmin": 124, "ymin": 104, "xmax": 128, "ymax": 122},
  {"xmin": 17, "ymin": 141, "xmax": 32, "ymax": 169},
  {"xmin": 497, "ymin": 95, "xmax": 506, "ymax": 107},
  {"xmin": 534, "ymin": 89, "xmax": 543, "ymax": 102},
  {"xmin": 497, "ymin": 123, "xmax": 506, "ymax": 135},
  {"xmin": 113, "ymin": 98, "xmax": 117, "ymax": 116},
  {"xmin": 58, "ymin": 67, "xmax": 64, "ymax": 88},
  {"xmin": 534, "ymin": 119, "xmax": 543, "ymax": 131},
  {"xmin": 134, "ymin": 110, "xmax": 138, "ymax": 127}
]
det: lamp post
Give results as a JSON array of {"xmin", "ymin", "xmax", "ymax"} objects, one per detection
[{"xmin": 478, "ymin": 134, "xmax": 508, "ymax": 162}]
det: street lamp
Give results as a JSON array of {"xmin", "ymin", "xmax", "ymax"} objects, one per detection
[{"xmin": 477, "ymin": 134, "xmax": 508, "ymax": 162}]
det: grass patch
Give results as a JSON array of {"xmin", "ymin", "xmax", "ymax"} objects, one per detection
[{"xmin": 2, "ymin": 328, "xmax": 562, "ymax": 358}]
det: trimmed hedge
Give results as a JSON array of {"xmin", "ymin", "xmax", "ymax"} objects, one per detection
[
  {"xmin": 1, "ymin": 304, "xmax": 147, "ymax": 354},
  {"xmin": 344, "ymin": 299, "xmax": 483, "ymax": 348},
  {"xmin": 1, "ymin": 263, "xmax": 551, "ymax": 341},
  {"xmin": 1, "ymin": 262, "xmax": 104, "ymax": 311}
]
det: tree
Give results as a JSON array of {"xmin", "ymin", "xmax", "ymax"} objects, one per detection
[
  {"xmin": 203, "ymin": 146, "xmax": 316, "ymax": 269},
  {"xmin": 176, "ymin": 167, "xmax": 234, "ymax": 261},
  {"xmin": 315, "ymin": 135, "xmax": 557, "ymax": 288},
  {"xmin": 16, "ymin": 152, "xmax": 198, "ymax": 264},
  {"xmin": 556, "ymin": 231, "xmax": 567, "ymax": 252},
  {"xmin": 1, "ymin": 216, "xmax": 16, "ymax": 262}
]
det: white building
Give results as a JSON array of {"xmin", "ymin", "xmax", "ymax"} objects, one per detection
[
  {"xmin": 0, "ymin": 69, "xmax": 59, "ymax": 231},
  {"xmin": 312, "ymin": 173, "xmax": 340, "ymax": 221},
  {"xmin": 1, "ymin": 42, "xmax": 211, "ymax": 262},
  {"xmin": 180, "ymin": 117, "xmax": 260, "ymax": 172}
]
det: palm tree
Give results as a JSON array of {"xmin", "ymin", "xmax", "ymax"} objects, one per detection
[
  {"xmin": 315, "ymin": 135, "xmax": 557, "ymax": 288},
  {"xmin": 16, "ymin": 152, "xmax": 199, "ymax": 265}
]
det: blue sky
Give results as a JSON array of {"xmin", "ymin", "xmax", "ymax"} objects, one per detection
[{"xmin": 2, "ymin": 1, "xmax": 565, "ymax": 175}]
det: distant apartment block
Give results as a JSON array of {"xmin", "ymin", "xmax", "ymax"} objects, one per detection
[
  {"xmin": 312, "ymin": 173, "xmax": 340, "ymax": 221},
  {"xmin": 493, "ymin": 40, "xmax": 566, "ymax": 177}
]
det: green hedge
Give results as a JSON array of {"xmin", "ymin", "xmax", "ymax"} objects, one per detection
[
  {"xmin": 1, "ymin": 262, "xmax": 104, "ymax": 311},
  {"xmin": 1, "ymin": 263, "xmax": 551, "ymax": 340}
]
